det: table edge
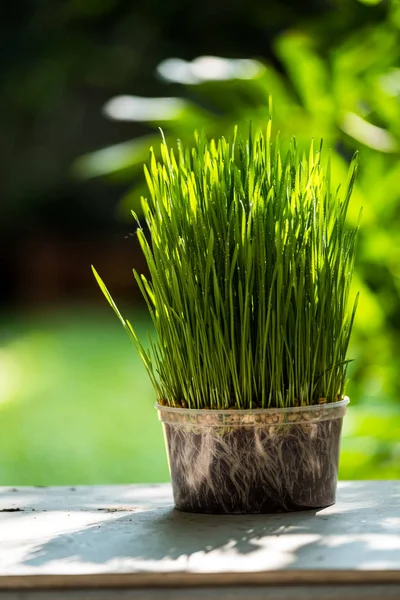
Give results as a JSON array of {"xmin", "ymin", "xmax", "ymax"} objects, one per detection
[{"xmin": 1, "ymin": 571, "xmax": 400, "ymax": 590}]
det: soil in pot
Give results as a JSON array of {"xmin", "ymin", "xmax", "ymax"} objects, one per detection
[{"xmin": 158, "ymin": 399, "xmax": 348, "ymax": 514}]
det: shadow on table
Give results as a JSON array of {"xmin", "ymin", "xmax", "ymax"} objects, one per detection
[{"xmin": 21, "ymin": 482, "xmax": 400, "ymax": 571}]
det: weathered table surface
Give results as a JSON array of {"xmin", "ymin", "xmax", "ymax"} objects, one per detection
[{"xmin": 0, "ymin": 481, "xmax": 399, "ymax": 599}]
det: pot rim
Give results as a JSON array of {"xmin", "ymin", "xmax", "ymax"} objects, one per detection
[{"xmin": 155, "ymin": 396, "xmax": 349, "ymax": 415}]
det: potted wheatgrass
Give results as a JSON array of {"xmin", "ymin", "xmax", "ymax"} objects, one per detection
[{"xmin": 94, "ymin": 120, "xmax": 359, "ymax": 514}]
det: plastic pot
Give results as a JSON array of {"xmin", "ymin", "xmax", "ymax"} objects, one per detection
[{"xmin": 157, "ymin": 398, "xmax": 349, "ymax": 514}]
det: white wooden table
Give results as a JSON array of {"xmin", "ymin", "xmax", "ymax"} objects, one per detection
[{"xmin": 0, "ymin": 482, "xmax": 399, "ymax": 599}]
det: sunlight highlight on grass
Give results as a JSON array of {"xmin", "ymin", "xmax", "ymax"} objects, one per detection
[{"xmin": 0, "ymin": 349, "xmax": 23, "ymax": 405}]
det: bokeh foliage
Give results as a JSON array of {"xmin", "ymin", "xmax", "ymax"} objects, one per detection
[{"xmin": 78, "ymin": 0, "xmax": 400, "ymax": 475}]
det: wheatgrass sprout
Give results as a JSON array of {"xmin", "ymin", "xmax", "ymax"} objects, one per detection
[{"xmin": 93, "ymin": 122, "xmax": 360, "ymax": 410}]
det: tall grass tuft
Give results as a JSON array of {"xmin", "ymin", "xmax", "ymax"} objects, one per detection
[{"xmin": 94, "ymin": 120, "xmax": 360, "ymax": 410}]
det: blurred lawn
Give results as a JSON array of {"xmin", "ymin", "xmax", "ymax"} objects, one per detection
[
  {"xmin": 0, "ymin": 307, "xmax": 399, "ymax": 485},
  {"xmin": 0, "ymin": 307, "xmax": 168, "ymax": 485}
]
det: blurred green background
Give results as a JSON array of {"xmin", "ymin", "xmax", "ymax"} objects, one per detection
[{"xmin": 1, "ymin": 0, "xmax": 400, "ymax": 484}]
